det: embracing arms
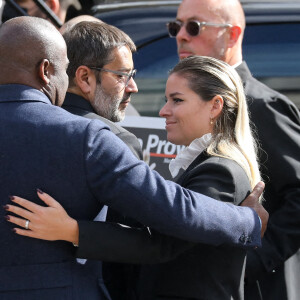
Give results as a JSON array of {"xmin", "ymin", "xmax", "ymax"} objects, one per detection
[
  {"xmin": 4, "ymin": 177, "xmax": 267, "ymax": 263},
  {"xmin": 4, "ymin": 124, "xmax": 268, "ymax": 248}
]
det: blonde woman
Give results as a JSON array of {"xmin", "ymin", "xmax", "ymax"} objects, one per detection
[
  {"xmin": 5, "ymin": 56, "xmax": 262, "ymax": 299},
  {"xmin": 143, "ymin": 55, "xmax": 262, "ymax": 299}
]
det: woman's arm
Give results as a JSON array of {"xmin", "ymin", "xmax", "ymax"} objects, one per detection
[
  {"xmin": 5, "ymin": 190, "xmax": 193, "ymax": 263},
  {"xmin": 4, "ymin": 174, "xmax": 266, "ymax": 263},
  {"xmin": 77, "ymin": 220, "xmax": 193, "ymax": 263}
]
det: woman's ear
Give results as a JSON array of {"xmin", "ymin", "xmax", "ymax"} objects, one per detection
[
  {"xmin": 38, "ymin": 59, "xmax": 51, "ymax": 85},
  {"xmin": 75, "ymin": 66, "xmax": 94, "ymax": 94},
  {"xmin": 211, "ymin": 95, "xmax": 224, "ymax": 118}
]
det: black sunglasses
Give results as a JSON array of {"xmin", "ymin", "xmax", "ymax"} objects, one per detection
[{"xmin": 167, "ymin": 20, "xmax": 232, "ymax": 37}]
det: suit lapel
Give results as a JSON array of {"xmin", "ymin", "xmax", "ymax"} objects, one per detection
[{"xmin": 176, "ymin": 151, "xmax": 210, "ymax": 186}]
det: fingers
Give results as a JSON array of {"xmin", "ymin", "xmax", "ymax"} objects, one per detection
[
  {"xmin": 6, "ymin": 190, "xmax": 62, "ymax": 217},
  {"xmin": 37, "ymin": 189, "xmax": 63, "ymax": 209},
  {"xmin": 4, "ymin": 202, "xmax": 33, "ymax": 220},
  {"xmin": 241, "ymin": 181, "xmax": 265, "ymax": 207},
  {"xmin": 9, "ymin": 195, "xmax": 41, "ymax": 214},
  {"xmin": 12, "ymin": 227, "xmax": 42, "ymax": 239},
  {"xmin": 6, "ymin": 214, "xmax": 31, "ymax": 230},
  {"xmin": 251, "ymin": 181, "xmax": 265, "ymax": 200}
]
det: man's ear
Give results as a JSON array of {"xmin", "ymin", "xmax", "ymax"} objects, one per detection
[
  {"xmin": 38, "ymin": 59, "xmax": 51, "ymax": 85},
  {"xmin": 210, "ymin": 95, "xmax": 224, "ymax": 118},
  {"xmin": 228, "ymin": 25, "xmax": 242, "ymax": 48},
  {"xmin": 46, "ymin": 0, "xmax": 60, "ymax": 15},
  {"xmin": 75, "ymin": 66, "xmax": 95, "ymax": 94}
]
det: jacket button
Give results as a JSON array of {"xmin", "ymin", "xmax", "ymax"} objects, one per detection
[{"xmin": 239, "ymin": 234, "xmax": 246, "ymax": 243}]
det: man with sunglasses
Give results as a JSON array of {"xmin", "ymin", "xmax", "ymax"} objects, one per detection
[{"xmin": 167, "ymin": 0, "xmax": 300, "ymax": 299}]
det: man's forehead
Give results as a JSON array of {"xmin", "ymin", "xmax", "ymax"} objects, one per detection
[
  {"xmin": 104, "ymin": 46, "xmax": 134, "ymax": 70},
  {"xmin": 177, "ymin": 0, "xmax": 223, "ymax": 22}
]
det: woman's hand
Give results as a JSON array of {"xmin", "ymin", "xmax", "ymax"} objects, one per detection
[{"xmin": 4, "ymin": 189, "xmax": 79, "ymax": 245}]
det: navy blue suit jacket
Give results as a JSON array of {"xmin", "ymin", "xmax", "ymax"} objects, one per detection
[{"xmin": 0, "ymin": 84, "xmax": 261, "ymax": 299}]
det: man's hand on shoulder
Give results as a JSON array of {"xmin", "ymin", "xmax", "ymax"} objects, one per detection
[{"xmin": 241, "ymin": 181, "xmax": 269, "ymax": 237}]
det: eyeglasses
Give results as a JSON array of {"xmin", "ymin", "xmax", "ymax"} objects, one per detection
[
  {"xmin": 167, "ymin": 20, "xmax": 232, "ymax": 38},
  {"xmin": 89, "ymin": 67, "xmax": 137, "ymax": 87}
]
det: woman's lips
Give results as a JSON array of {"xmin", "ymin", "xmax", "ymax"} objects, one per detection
[{"xmin": 165, "ymin": 121, "xmax": 176, "ymax": 129}]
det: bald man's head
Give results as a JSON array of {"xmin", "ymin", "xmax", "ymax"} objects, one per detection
[
  {"xmin": 209, "ymin": 0, "xmax": 245, "ymax": 35},
  {"xmin": 176, "ymin": 0, "xmax": 245, "ymax": 65},
  {"xmin": 0, "ymin": 16, "xmax": 69, "ymax": 106},
  {"xmin": 0, "ymin": 17, "xmax": 62, "ymax": 70}
]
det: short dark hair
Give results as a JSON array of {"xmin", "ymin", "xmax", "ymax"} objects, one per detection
[{"xmin": 63, "ymin": 21, "xmax": 136, "ymax": 86}]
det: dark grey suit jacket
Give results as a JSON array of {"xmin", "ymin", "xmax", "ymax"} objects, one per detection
[
  {"xmin": 76, "ymin": 152, "xmax": 252, "ymax": 300},
  {"xmin": 236, "ymin": 62, "xmax": 300, "ymax": 300},
  {"xmin": 62, "ymin": 92, "xmax": 143, "ymax": 160}
]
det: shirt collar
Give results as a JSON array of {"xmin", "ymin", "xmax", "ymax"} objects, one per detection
[
  {"xmin": 63, "ymin": 92, "xmax": 96, "ymax": 113},
  {"xmin": 232, "ymin": 61, "xmax": 243, "ymax": 69},
  {"xmin": 169, "ymin": 133, "xmax": 212, "ymax": 178},
  {"xmin": 0, "ymin": 84, "xmax": 51, "ymax": 105}
]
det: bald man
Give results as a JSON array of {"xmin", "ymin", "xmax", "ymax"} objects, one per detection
[
  {"xmin": 0, "ymin": 16, "xmax": 267, "ymax": 300},
  {"xmin": 168, "ymin": 0, "xmax": 300, "ymax": 299}
]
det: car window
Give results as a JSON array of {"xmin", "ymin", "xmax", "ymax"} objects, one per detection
[
  {"xmin": 244, "ymin": 23, "xmax": 300, "ymax": 108},
  {"xmin": 133, "ymin": 38, "xmax": 178, "ymax": 117}
]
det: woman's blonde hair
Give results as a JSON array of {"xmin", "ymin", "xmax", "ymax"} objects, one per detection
[{"xmin": 170, "ymin": 56, "xmax": 261, "ymax": 189}]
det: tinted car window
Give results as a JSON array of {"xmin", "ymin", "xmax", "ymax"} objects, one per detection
[
  {"xmin": 244, "ymin": 23, "xmax": 300, "ymax": 107},
  {"xmin": 133, "ymin": 38, "xmax": 177, "ymax": 116}
]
